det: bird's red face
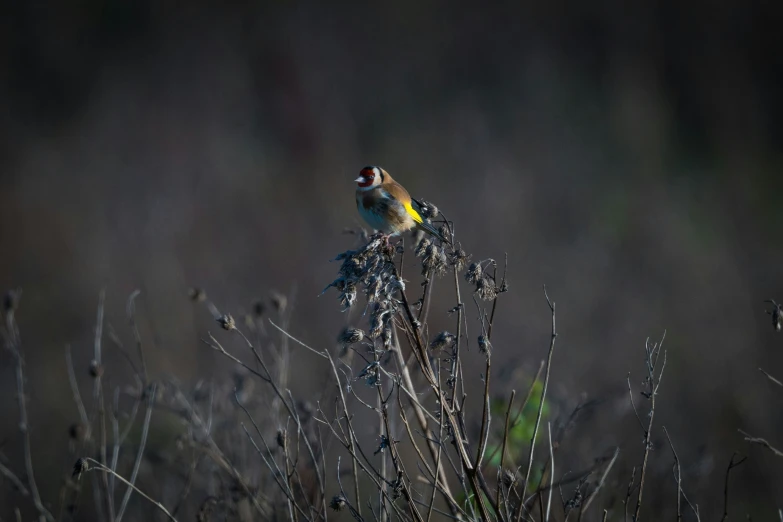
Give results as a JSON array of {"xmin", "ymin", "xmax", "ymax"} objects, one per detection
[{"xmin": 355, "ymin": 166, "xmax": 381, "ymax": 189}]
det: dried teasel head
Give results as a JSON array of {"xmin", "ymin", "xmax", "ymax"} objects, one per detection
[
  {"xmin": 417, "ymin": 200, "xmax": 439, "ymax": 219},
  {"xmin": 72, "ymin": 458, "xmax": 89, "ymax": 479},
  {"xmin": 337, "ymin": 327, "xmax": 365, "ymax": 346},
  {"xmin": 501, "ymin": 468, "xmax": 518, "ymax": 487},
  {"xmin": 465, "ymin": 262, "xmax": 483, "ymax": 284},
  {"xmin": 450, "ymin": 248, "xmax": 471, "ymax": 271},
  {"xmin": 476, "ymin": 276, "xmax": 498, "ymax": 301},
  {"xmin": 217, "ymin": 314, "xmax": 236, "ymax": 330},
  {"xmin": 430, "ymin": 331, "xmax": 456, "ymax": 351},
  {"xmin": 421, "ymin": 242, "xmax": 448, "ymax": 276}
]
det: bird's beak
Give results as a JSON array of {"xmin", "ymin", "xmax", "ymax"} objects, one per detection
[{"xmin": 354, "ymin": 176, "xmax": 365, "ymax": 183}]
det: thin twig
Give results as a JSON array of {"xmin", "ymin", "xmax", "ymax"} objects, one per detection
[
  {"xmin": 116, "ymin": 382, "xmax": 157, "ymax": 522},
  {"xmin": 662, "ymin": 427, "xmax": 682, "ymax": 522},
  {"xmin": 4, "ymin": 301, "xmax": 56, "ymax": 522},
  {"xmin": 545, "ymin": 423, "xmax": 554, "ymax": 522},
  {"xmin": 516, "ymin": 286, "xmax": 557, "ymax": 522},
  {"xmin": 720, "ymin": 452, "xmax": 747, "ymax": 522},
  {"xmin": 739, "ymin": 429, "xmax": 783, "ymax": 457},
  {"xmin": 79, "ymin": 458, "xmax": 177, "ymax": 522}
]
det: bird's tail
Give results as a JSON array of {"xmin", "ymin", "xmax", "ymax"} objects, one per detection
[{"xmin": 415, "ymin": 220, "xmax": 450, "ymax": 244}]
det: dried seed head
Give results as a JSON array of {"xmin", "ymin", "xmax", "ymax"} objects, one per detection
[
  {"xmin": 338, "ymin": 327, "xmax": 365, "ymax": 345},
  {"xmin": 339, "ymin": 282, "xmax": 357, "ymax": 310},
  {"xmin": 276, "ymin": 429, "xmax": 286, "ymax": 450},
  {"xmin": 476, "ymin": 276, "xmax": 498, "ymax": 301},
  {"xmin": 450, "ymin": 248, "xmax": 471, "ymax": 271},
  {"xmin": 329, "ymin": 496, "xmax": 347, "ymax": 511},
  {"xmin": 430, "ymin": 331, "xmax": 456, "ymax": 351},
  {"xmin": 465, "ymin": 262, "xmax": 483, "ymax": 284},
  {"xmin": 188, "ymin": 287, "xmax": 206, "ymax": 302},
  {"xmin": 418, "ymin": 200, "xmax": 439, "ymax": 219},
  {"xmin": 421, "ymin": 242, "xmax": 448, "ymax": 276},
  {"xmin": 415, "ymin": 238, "xmax": 431, "ymax": 259},
  {"xmin": 89, "ymin": 360, "xmax": 104, "ymax": 378},
  {"xmin": 218, "ymin": 314, "xmax": 236, "ymax": 330},
  {"xmin": 253, "ymin": 300, "xmax": 265, "ymax": 317},
  {"xmin": 438, "ymin": 224, "xmax": 450, "ymax": 242},
  {"xmin": 72, "ymin": 458, "xmax": 89, "ymax": 479}
]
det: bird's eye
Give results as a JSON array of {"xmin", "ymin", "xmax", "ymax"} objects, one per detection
[{"xmin": 360, "ymin": 167, "xmax": 376, "ymax": 180}]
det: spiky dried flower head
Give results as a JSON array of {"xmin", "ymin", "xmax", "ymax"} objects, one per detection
[
  {"xmin": 438, "ymin": 224, "xmax": 450, "ymax": 243},
  {"xmin": 218, "ymin": 314, "xmax": 236, "ymax": 330},
  {"xmin": 414, "ymin": 238, "xmax": 431, "ymax": 258},
  {"xmin": 338, "ymin": 327, "xmax": 365, "ymax": 346},
  {"xmin": 430, "ymin": 331, "xmax": 456, "ymax": 351},
  {"xmin": 465, "ymin": 262, "xmax": 483, "ymax": 284},
  {"xmin": 417, "ymin": 200, "xmax": 439, "ymax": 219},
  {"xmin": 450, "ymin": 247, "xmax": 471, "ymax": 271},
  {"xmin": 476, "ymin": 276, "xmax": 498, "ymax": 301},
  {"xmin": 419, "ymin": 241, "xmax": 448, "ymax": 276},
  {"xmin": 324, "ymin": 235, "xmax": 402, "ymax": 310},
  {"xmin": 502, "ymin": 468, "xmax": 518, "ymax": 487},
  {"xmin": 253, "ymin": 300, "xmax": 265, "ymax": 317},
  {"xmin": 329, "ymin": 496, "xmax": 347, "ymax": 511},
  {"xmin": 72, "ymin": 458, "xmax": 89, "ymax": 479},
  {"xmin": 276, "ymin": 429, "xmax": 286, "ymax": 450}
]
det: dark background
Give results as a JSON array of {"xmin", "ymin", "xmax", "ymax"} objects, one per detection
[{"xmin": 1, "ymin": 1, "xmax": 782, "ymax": 519}]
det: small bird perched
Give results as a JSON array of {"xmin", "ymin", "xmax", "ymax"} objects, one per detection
[{"xmin": 355, "ymin": 166, "xmax": 449, "ymax": 243}]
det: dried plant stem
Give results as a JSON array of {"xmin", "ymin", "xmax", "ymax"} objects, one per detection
[
  {"xmin": 65, "ymin": 344, "xmax": 90, "ymax": 437},
  {"xmin": 81, "ymin": 458, "xmax": 177, "ymax": 521},
  {"xmin": 662, "ymin": 427, "xmax": 682, "ymax": 522},
  {"xmin": 4, "ymin": 302, "xmax": 56, "ymax": 522},
  {"xmin": 116, "ymin": 383, "xmax": 157, "ymax": 522},
  {"xmin": 516, "ymin": 286, "xmax": 557, "ymax": 522},
  {"xmin": 126, "ymin": 290, "xmax": 149, "ymax": 383},
  {"xmin": 390, "ymin": 331, "xmax": 462, "ymax": 518},
  {"xmin": 738, "ymin": 429, "xmax": 783, "ymax": 457},
  {"xmin": 484, "ymin": 361, "xmax": 545, "ymax": 470},
  {"xmin": 496, "ymin": 390, "xmax": 516, "ymax": 513},
  {"xmin": 580, "ymin": 447, "xmax": 619, "ymax": 515},
  {"xmin": 633, "ymin": 335, "xmax": 667, "ymax": 522},
  {"xmin": 720, "ymin": 453, "xmax": 747, "ymax": 522},
  {"xmin": 545, "ymin": 423, "xmax": 554, "ymax": 522}
]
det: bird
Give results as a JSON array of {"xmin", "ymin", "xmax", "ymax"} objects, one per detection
[{"xmin": 355, "ymin": 166, "xmax": 449, "ymax": 244}]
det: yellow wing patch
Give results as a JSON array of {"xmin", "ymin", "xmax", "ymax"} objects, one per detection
[{"xmin": 404, "ymin": 202, "xmax": 423, "ymax": 224}]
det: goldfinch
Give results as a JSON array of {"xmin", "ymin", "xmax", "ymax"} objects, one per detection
[{"xmin": 355, "ymin": 166, "xmax": 449, "ymax": 243}]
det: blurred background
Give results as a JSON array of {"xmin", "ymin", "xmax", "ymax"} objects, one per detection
[{"xmin": 1, "ymin": 1, "xmax": 782, "ymax": 520}]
